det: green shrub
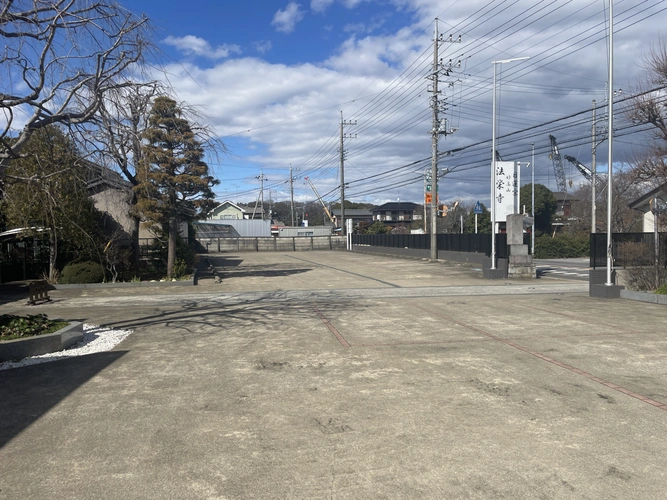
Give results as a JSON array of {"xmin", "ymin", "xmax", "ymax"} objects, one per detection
[
  {"xmin": 534, "ymin": 234, "xmax": 589, "ymax": 259},
  {"xmin": 59, "ymin": 261, "xmax": 105, "ymax": 284},
  {"xmin": 656, "ymin": 282, "xmax": 667, "ymax": 295},
  {"xmin": 0, "ymin": 314, "xmax": 68, "ymax": 341},
  {"xmin": 173, "ymin": 259, "xmax": 188, "ymax": 279}
]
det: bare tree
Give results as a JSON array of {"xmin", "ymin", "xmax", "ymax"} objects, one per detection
[
  {"xmin": 627, "ymin": 40, "xmax": 667, "ymax": 183},
  {"xmin": 0, "ymin": 0, "xmax": 152, "ymax": 161}
]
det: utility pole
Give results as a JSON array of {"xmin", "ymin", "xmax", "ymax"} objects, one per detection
[
  {"xmin": 531, "ymin": 144, "xmax": 535, "ymax": 256},
  {"xmin": 289, "ymin": 164, "xmax": 295, "ymax": 227},
  {"xmin": 268, "ymin": 189, "xmax": 273, "ymax": 221},
  {"xmin": 256, "ymin": 171, "xmax": 267, "ymax": 220},
  {"xmin": 428, "ymin": 19, "xmax": 460, "ymax": 261},
  {"xmin": 339, "ymin": 111, "xmax": 356, "ymax": 235},
  {"xmin": 591, "ymin": 100, "xmax": 597, "ymax": 233}
]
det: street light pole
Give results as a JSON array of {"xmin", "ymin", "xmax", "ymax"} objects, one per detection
[
  {"xmin": 491, "ymin": 56, "xmax": 529, "ymax": 270},
  {"xmin": 606, "ymin": 0, "xmax": 614, "ymax": 286}
]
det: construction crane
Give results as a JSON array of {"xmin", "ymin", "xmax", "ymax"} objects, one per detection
[
  {"xmin": 548, "ymin": 135, "xmax": 567, "ymax": 193},
  {"xmin": 304, "ymin": 176, "xmax": 335, "ymax": 224},
  {"xmin": 564, "ymin": 155, "xmax": 606, "ymax": 190}
]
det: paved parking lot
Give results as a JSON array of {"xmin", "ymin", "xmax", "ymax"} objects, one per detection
[{"xmin": 1, "ymin": 251, "xmax": 666, "ymax": 499}]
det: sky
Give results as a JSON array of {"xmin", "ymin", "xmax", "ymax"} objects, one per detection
[{"xmin": 117, "ymin": 0, "xmax": 666, "ymax": 208}]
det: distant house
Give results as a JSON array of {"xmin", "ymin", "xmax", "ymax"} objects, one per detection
[
  {"xmin": 238, "ymin": 204, "xmax": 267, "ymax": 220},
  {"xmin": 331, "ymin": 208, "xmax": 373, "ymax": 228},
  {"xmin": 208, "ymin": 200, "xmax": 246, "ymax": 220},
  {"xmin": 552, "ymin": 192, "xmax": 573, "ymax": 219},
  {"xmin": 372, "ymin": 202, "xmax": 423, "ymax": 226},
  {"xmin": 629, "ymin": 183, "xmax": 667, "ymax": 232},
  {"xmin": 208, "ymin": 201, "xmax": 266, "ymax": 220}
]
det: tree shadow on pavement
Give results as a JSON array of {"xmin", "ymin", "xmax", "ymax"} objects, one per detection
[{"xmin": 99, "ymin": 295, "xmax": 348, "ymax": 335}]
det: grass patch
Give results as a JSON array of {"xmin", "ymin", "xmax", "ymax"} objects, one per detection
[{"xmin": 0, "ymin": 314, "xmax": 69, "ymax": 342}]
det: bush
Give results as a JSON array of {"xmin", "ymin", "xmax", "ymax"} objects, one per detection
[
  {"xmin": 656, "ymin": 282, "xmax": 667, "ymax": 295},
  {"xmin": 0, "ymin": 313, "xmax": 68, "ymax": 341},
  {"xmin": 59, "ymin": 261, "xmax": 105, "ymax": 284},
  {"xmin": 618, "ymin": 241, "xmax": 667, "ymax": 291},
  {"xmin": 534, "ymin": 234, "xmax": 589, "ymax": 259}
]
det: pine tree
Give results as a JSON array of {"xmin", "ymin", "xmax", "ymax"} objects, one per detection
[{"xmin": 136, "ymin": 97, "xmax": 219, "ymax": 278}]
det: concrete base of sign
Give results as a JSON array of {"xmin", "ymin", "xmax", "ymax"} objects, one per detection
[
  {"xmin": 590, "ymin": 283, "xmax": 624, "ymax": 299},
  {"xmin": 589, "ymin": 269, "xmax": 624, "ymax": 298},
  {"xmin": 482, "ymin": 257, "xmax": 508, "ymax": 279}
]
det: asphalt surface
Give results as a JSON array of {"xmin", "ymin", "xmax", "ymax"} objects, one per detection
[
  {"xmin": 1, "ymin": 251, "xmax": 667, "ymax": 499},
  {"xmin": 535, "ymin": 258, "xmax": 591, "ymax": 281}
]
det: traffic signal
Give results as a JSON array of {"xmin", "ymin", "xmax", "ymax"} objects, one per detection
[{"xmin": 438, "ymin": 205, "xmax": 448, "ymax": 217}]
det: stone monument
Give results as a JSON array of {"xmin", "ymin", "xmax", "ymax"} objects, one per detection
[{"xmin": 506, "ymin": 214, "xmax": 535, "ymax": 278}]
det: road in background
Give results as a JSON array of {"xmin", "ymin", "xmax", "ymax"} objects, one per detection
[{"xmin": 535, "ymin": 257, "xmax": 591, "ymax": 281}]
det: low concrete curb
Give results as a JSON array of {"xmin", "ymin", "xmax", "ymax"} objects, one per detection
[
  {"xmin": 53, "ymin": 270, "xmax": 197, "ymax": 289},
  {"xmin": 621, "ymin": 289, "xmax": 667, "ymax": 305},
  {"xmin": 0, "ymin": 321, "xmax": 83, "ymax": 362}
]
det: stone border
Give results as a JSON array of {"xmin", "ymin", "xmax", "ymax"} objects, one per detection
[
  {"xmin": 0, "ymin": 321, "xmax": 83, "ymax": 362},
  {"xmin": 620, "ymin": 290, "xmax": 667, "ymax": 305},
  {"xmin": 52, "ymin": 269, "xmax": 197, "ymax": 289}
]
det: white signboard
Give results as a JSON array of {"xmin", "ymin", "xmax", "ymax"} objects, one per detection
[{"xmin": 493, "ymin": 161, "xmax": 519, "ymax": 222}]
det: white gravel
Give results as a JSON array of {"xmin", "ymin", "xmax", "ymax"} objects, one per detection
[{"xmin": 0, "ymin": 324, "xmax": 132, "ymax": 371}]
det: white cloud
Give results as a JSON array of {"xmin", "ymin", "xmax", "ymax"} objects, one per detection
[
  {"xmin": 254, "ymin": 40, "xmax": 273, "ymax": 54},
  {"xmin": 164, "ymin": 35, "xmax": 241, "ymax": 59},
  {"xmin": 272, "ymin": 2, "xmax": 305, "ymax": 34},
  {"xmin": 154, "ymin": 0, "xmax": 667, "ymax": 206},
  {"xmin": 311, "ymin": 0, "xmax": 335, "ymax": 13}
]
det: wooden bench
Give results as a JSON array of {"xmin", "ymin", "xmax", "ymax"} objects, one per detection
[{"xmin": 27, "ymin": 280, "xmax": 51, "ymax": 305}]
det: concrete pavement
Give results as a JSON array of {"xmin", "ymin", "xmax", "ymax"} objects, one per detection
[{"xmin": 1, "ymin": 251, "xmax": 666, "ymax": 499}]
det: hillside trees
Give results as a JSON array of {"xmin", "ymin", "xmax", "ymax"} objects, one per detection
[{"xmin": 136, "ymin": 97, "xmax": 219, "ymax": 278}]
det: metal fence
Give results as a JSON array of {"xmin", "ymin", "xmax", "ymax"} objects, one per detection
[
  {"xmin": 590, "ymin": 233, "xmax": 667, "ymax": 269},
  {"xmin": 351, "ymin": 233, "xmax": 531, "ymax": 259}
]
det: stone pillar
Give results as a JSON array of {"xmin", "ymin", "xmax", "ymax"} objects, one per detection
[{"xmin": 506, "ymin": 214, "xmax": 535, "ymax": 278}]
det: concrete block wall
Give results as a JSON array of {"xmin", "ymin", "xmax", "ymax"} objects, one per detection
[{"xmin": 199, "ymin": 236, "xmax": 346, "ymax": 253}]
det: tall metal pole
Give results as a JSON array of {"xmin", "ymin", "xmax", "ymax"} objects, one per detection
[
  {"xmin": 655, "ymin": 196, "xmax": 660, "ymax": 289},
  {"xmin": 424, "ymin": 168, "xmax": 429, "ymax": 233},
  {"xmin": 259, "ymin": 171, "xmax": 265, "ymax": 220},
  {"xmin": 491, "ymin": 62, "xmax": 497, "ymax": 269},
  {"xmin": 340, "ymin": 111, "xmax": 346, "ymax": 236},
  {"xmin": 290, "ymin": 164, "xmax": 295, "ymax": 227},
  {"xmin": 430, "ymin": 20, "xmax": 440, "ymax": 261},
  {"xmin": 491, "ymin": 56, "xmax": 529, "ymax": 270},
  {"xmin": 606, "ymin": 0, "xmax": 614, "ymax": 286},
  {"xmin": 591, "ymin": 100, "xmax": 597, "ymax": 233},
  {"xmin": 531, "ymin": 143, "xmax": 535, "ymax": 256}
]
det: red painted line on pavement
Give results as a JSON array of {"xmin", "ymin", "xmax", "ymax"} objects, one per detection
[
  {"xmin": 412, "ymin": 303, "xmax": 667, "ymax": 412},
  {"xmin": 312, "ymin": 307, "xmax": 350, "ymax": 348}
]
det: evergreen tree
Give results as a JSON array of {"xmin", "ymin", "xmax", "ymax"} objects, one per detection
[
  {"xmin": 2, "ymin": 126, "xmax": 99, "ymax": 281},
  {"xmin": 136, "ymin": 97, "xmax": 219, "ymax": 278},
  {"xmin": 520, "ymin": 184, "xmax": 557, "ymax": 236},
  {"xmin": 463, "ymin": 203, "xmax": 491, "ymax": 233}
]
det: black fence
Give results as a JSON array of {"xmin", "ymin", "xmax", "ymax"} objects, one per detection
[
  {"xmin": 590, "ymin": 232, "xmax": 667, "ymax": 269},
  {"xmin": 0, "ymin": 238, "xmax": 50, "ymax": 283},
  {"xmin": 352, "ymin": 233, "xmax": 531, "ymax": 259}
]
